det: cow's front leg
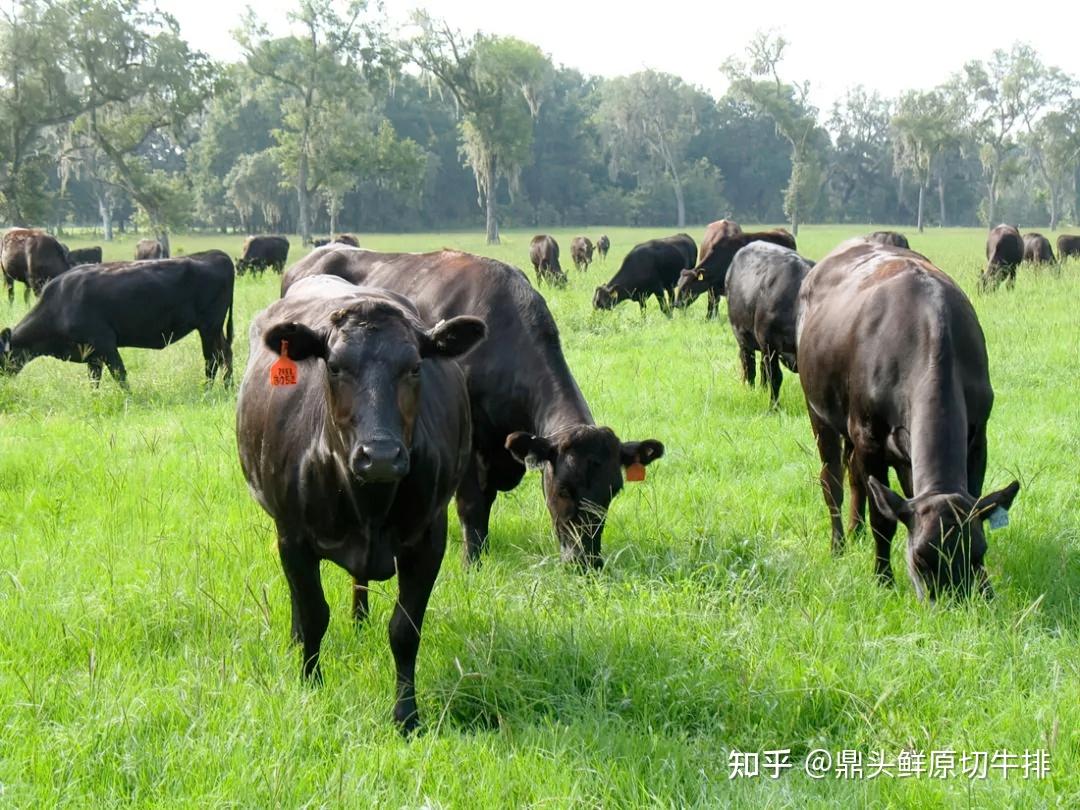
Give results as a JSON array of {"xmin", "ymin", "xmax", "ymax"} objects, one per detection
[{"xmin": 277, "ymin": 536, "xmax": 329, "ymax": 681}]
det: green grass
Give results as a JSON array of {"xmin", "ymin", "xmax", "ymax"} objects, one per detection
[{"xmin": 1, "ymin": 225, "xmax": 1078, "ymax": 807}]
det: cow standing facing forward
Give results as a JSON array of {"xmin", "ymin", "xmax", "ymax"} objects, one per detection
[{"xmin": 236, "ymin": 275, "xmax": 485, "ymax": 732}]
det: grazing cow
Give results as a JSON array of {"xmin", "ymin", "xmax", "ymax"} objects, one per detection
[
  {"xmin": 570, "ymin": 236, "xmax": 594, "ymax": 272},
  {"xmin": 282, "ymin": 247, "xmax": 665, "ymax": 569},
  {"xmin": 867, "ymin": 230, "xmax": 910, "ymax": 249},
  {"xmin": 1022, "ymin": 233, "xmax": 1055, "ymax": 264},
  {"xmin": 595, "ymin": 235, "xmax": 611, "ymax": 261},
  {"xmin": 135, "ymin": 239, "xmax": 166, "ymax": 260},
  {"xmin": 237, "ymin": 235, "xmax": 290, "ymax": 276},
  {"xmin": 0, "ymin": 251, "xmax": 234, "ymax": 387},
  {"xmin": 237, "ymin": 275, "xmax": 484, "ymax": 733},
  {"xmin": 67, "ymin": 246, "xmax": 104, "ymax": 266},
  {"xmin": 725, "ymin": 242, "xmax": 814, "ymax": 406},
  {"xmin": 333, "ymin": 234, "xmax": 360, "ymax": 247},
  {"xmin": 1, "ymin": 229, "xmax": 71, "ymax": 303},
  {"xmin": 1057, "ymin": 234, "xmax": 1080, "ymax": 259},
  {"xmin": 981, "ymin": 225, "xmax": 1023, "ymax": 291},
  {"xmin": 313, "ymin": 238, "xmax": 330, "ymax": 248},
  {"xmin": 674, "ymin": 223, "xmax": 797, "ymax": 318},
  {"xmin": 593, "ymin": 233, "xmax": 696, "ymax": 315},
  {"xmin": 529, "ymin": 234, "xmax": 567, "ymax": 287},
  {"xmin": 797, "ymin": 239, "xmax": 1020, "ymax": 598}
]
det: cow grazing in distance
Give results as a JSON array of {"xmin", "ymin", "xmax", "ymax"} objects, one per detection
[
  {"xmin": 529, "ymin": 234, "xmax": 567, "ymax": 287},
  {"xmin": 282, "ymin": 246, "xmax": 665, "ymax": 569},
  {"xmin": 1, "ymin": 229, "xmax": 71, "ymax": 303},
  {"xmin": 1057, "ymin": 234, "xmax": 1080, "ymax": 259},
  {"xmin": 67, "ymin": 246, "xmax": 104, "ymax": 266},
  {"xmin": 237, "ymin": 235, "xmax": 290, "ymax": 276},
  {"xmin": 593, "ymin": 233, "xmax": 696, "ymax": 315},
  {"xmin": 981, "ymin": 225, "xmax": 1023, "ymax": 291},
  {"xmin": 333, "ymin": 234, "xmax": 360, "ymax": 247},
  {"xmin": 595, "ymin": 235, "xmax": 611, "ymax": 261},
  {"xmin": 867, "ymin": 230, "xmax": 910, "ymax": 249},
  {"xmin": 135, "ymin": 238, "xmax": 167, "ymax": 260},
  {"xmin": 237, "ymin": 275, "xmax": 485, "ymax": 733},
  {"xmin": 0, "ymin": 251, "xmax": 234, "ymax": 387},
  {"xmin": 797, "ymin": 238, "xmax": 1020, "ymax": 599},
  {"xmin": 313, "ymin": 238, "xmax": 330, "ymax": 248},
  {"xmin": 725, "ymin": 242, "xmax": 814, "ymax": 406},
  {"xmin": 674, "ymin": 222, "xmax": 797, "ymax": 318},
  {"xmin": 1022, "ymin": 233, "xmax": 1054, "ymax": 264},
  {"xmin": 570, "ymin": 236, "xmax": 594, "ymax": 272}
]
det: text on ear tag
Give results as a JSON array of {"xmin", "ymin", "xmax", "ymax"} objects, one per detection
[
  {"xmin": 625, "ymin": 462, "xmax": 646, "ymax": 482},
  {"xmin": 270, "ymin": 339, "xmax": 298, "ymax": 386},
  {"xmin": 987, "ymin": 506, "xmax": 1009, "ymax": 530}
]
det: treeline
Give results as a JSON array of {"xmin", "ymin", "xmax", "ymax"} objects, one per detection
[{"xmin": 2, "ymin": 1, "xmax": 1079, "ymax": 247}]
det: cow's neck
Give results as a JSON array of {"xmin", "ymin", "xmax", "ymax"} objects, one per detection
[
  {"xmin": 909, "ymin": 376, "xmax": 970, "ymax": 496},
  {"xmin": 530, "ymin": 366, "xmax": 594, "ymax": 438}
]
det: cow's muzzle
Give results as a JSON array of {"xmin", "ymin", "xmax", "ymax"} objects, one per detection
[{"xmin": 351, "ymin": 440, "xmax": 410, "ymax": 482}]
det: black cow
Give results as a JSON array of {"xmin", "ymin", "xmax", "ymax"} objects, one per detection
[
  {"xmin": 333, "ymin": 234, "xmax": 360, "ymax": 247},
  {"xmin": 529, "ymin": 235, "xmax": 566, "ymax": 287},
  {"xmin": 867, "ymin": 230, "xmax": 909, "ymax": 249},
  {"xmin": 570, "ymin": 236, "xmax": 594, "ymax": 272},
  {"xmin": 0, "ymin": 251, "xmax": 234, "ymax": 387},
  {"xmin": 1022, "ymin": 233, "xmax": 1054, "ymax": 264},
  {"xmin": 674, "ymin": 222, "xmax": 797, "ymax": 318},
  {"xmin": 1, "ymin": 229, "xmax": 71, "ymax": 303},
  {"xmin": 282, "ymin": 247, "xmax": 665, "ymax": 569},
  {"xmin": 981, "ymin": 225, "xmax": 1023, "ymax": 291},
  {"xmin": 1057, "ymin": 234, "xmax": 1080, "ymax": 259},
  {"xmin": 595, "ymin": 235, "xmax": 610, "ymax": 261},
  {"xmin": 135, "ymin": 239, "xmax": 167, "ymax": 260},
  {"xmin": 313, "ymin": 239, "xmax": 331, "ymax": 248},
  {"xmin": 593, "ymin": 233, "xmax": 697, "ymax": 315},
  {"xmin": 67, "ymin": 246, "xmax": 104, "ymax": 266},
  {"xmin": 237, "ymin": 275, "xmax": 484, "ymax": 733},
  {"xmin": 797, "ymin": 239, "xmax": 1020, "ymax": 598},
  {"xmin": 726, "ymin": 242, "xmax": 814, "ymax": 406},
  {"xmin": 237, "ymin": 235, "xmax": 290, "ymax": 276}
]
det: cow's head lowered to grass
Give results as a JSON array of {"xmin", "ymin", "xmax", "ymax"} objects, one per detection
[
  {"xmin": 506, "ymin": 426, "xmax": 664, "ymax": 569},
  {"xmin": 264, "ymin": 304, "xmax": 485, "ymax": 486}
]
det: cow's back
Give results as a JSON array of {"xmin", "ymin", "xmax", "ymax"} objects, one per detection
[{"xmin": 727, "ymin": 242, "xmax": 809, "ymax": 351}]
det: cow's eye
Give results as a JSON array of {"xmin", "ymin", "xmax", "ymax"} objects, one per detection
[
  {"xmin": 326, "ymin": 362, "xmax": 343, "ymax": 377},
  {"xmin": 409, "ymin": 363, "xmax": 422, "ymax": 378}
]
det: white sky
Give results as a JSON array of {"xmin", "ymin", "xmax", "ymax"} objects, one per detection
[{"xmin": 163, "ymin": 0, "xmax": 1080, "ymax": 110}]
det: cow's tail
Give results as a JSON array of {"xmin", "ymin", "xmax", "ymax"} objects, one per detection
[{"xmin": 224, "ymin": 290, "xmax": 234, "ymax": 346}]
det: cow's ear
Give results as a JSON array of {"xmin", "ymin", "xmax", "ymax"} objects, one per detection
[
  {"xmin": 974, "ymin": 480, "xmax": 1020, "ymax": 521},
  {"xmin": 620, "ymin": 439, "xmax": 664, "ymax": 468},
  {"xmin": 867, "ymin": 476, "xmax": 912, "ymax": 525},
  {"xmin": 264, "ymin": 322, "xmax": 328, "ymax": 361},
  {"xmin": 422, "ymin": 316, "xmax": 486, "ymax": 358},
  {"xmin": 505, "ymin": 432, "xmax": 555, "ymax": 469}
]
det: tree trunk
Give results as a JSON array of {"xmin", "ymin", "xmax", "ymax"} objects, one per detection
[
  {"xmin": 98, "ymin": 191, "xmax": 114, "ymax": 241},
  {"xmin": 937, "ymin": 174, "xmax": 946, "ymax": 227},
  {"xmin": 986, "ymin": 170, "xmax": 998, "ymax": 226},
  {"xmin": 329, "ymin": 206, "xmax": 338, "ymax": 238},
  {"xmin": 298, "ymin": 150, "xmax": 311, "ymax": 244},
  {"xmin": 484, "ymin": 154, "xmax": 500, "ymax": 245},
  {"xmin": 916, "ymin": 183, "xmax": 925, "ymax": 233},
  {"xmin": 1048, "ymin": 187, "xmax": 1058, "ymax": 231},
  {"xmin": 673, "ymin": 178, "xmax": 686, "ymax": 228}
]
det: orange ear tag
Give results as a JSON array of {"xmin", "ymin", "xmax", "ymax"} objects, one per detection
[
  {"xmin": 270, "ymin": 340, "xmax": 298, "ymax": 386},
  {"xmin": 625, "ymin": 463, "xmax": 646, "ymax": 482}
]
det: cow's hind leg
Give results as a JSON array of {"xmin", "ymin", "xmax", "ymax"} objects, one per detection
[
  {"xmin": 3, "ymin": 273, "xmax": 13, "ymax": 306},
  {"xmin": 100, "ymin": 348, "xmax": 128, "ymax": 390},
  {"xmin": 738, "ymin": 341, "xmax": 756, "ymax": 387},
  {"xmin": 762, "ymin": 347, "xmax": 782, "ymax": 407},
  {"xmin": 199, "ymin": 327, "xmax": 231, "ymax": 386},
  {"xmin": 389, "ymin": 509, "xmax": 447, "ymax": 734},
  {"xmin": 861, "ymin": 455, "xmax": 898, "ymax": 586},
  {"xmin": 278, "ymin": 536, "xmax": 329, "ymax": 681},
  {"xmin": 809, "ymin": 412, "xmax": 846, "ymax": 553},
  {"xmin": 706, "ymin": 289, "xmax": 718, "ymax": 320}
]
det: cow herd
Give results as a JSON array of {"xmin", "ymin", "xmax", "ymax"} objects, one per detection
[{"xmin": 1, "ymin": 218, "xmax": 1074, "ymax": 734}]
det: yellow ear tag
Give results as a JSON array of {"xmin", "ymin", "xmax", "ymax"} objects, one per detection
[
  {"xmin": 612, "ymin": 289, "xmax": 619, "ymax": 301},
  {"xmin": 270, "ymin": 340, "xmax": 298, "ymax": 386},
  {"xmin": 697, "ymin": 273, "xmax": 704, "ymax": 281}
]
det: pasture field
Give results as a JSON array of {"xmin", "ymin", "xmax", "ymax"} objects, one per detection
[{"xmin": 0, "ymin": 225, "xmax": 1078, "ymax": 807}]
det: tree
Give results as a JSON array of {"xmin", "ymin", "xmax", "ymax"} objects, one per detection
[
  {"xmin": 238, "ymin": 0, "xmax": 390, "ymax": 243},
  {"xmin": 594, "ymin": 71, "xmax": 709, "ymax": 227},
  {"xmin": 63, "ymin": 0, "xmax": 216, "ymax": 253},
  {"xmin": 827, "ymin": 87, "xmax": 895, "ymax": 223},
  {"xmin": 225, "ymin": 149, "xmax": 289, "ymax": 232},
  {"xmin": 723, "ymin": 33, "xmax": 825, "ymax": 235},
  {"xmin": 953, "ymin": 43, "xmax": 1069, "ymax": 225},
  {"xmin": 891, "ymin": 89, "xmax": 956, "ymax": 232},
  {"xmin": 1024, "ymin": 99, "xmax": 1080, "ymax": 230},
  {"xmin": 407, "ymin": 13, "xmax": 551, "ymax": 244}
]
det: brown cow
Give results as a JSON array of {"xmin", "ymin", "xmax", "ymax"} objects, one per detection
[
  {"xmin": 135, "ymin": 239, "xmax": 167, "ymax": 260},
  {"xmin": 981, "ymin": 225, "xmax": 1023, "ymax": 291},
  {"xmin": 797, "ymin": 238, "xmax": 1020, "ymax": 599},
  {"xmin": 867, "ymin": 231, "xmax": 910, "ymax": 249},
  {"xmin": 1022, "ymin": 233, "xmax": 1054, "ymax": 264},
  {"xmin": 1, "ymin": 228, "xmax": 71, "ymax": 304},
  {"xmin": 595, "ymin": 235, "xmax": 611, "ymax": 261},
  {"xmin": 529, "ymin": 235, "xmax": 567, "ymax": 287},
  {"xmin": 570, "ymin": 236, "xmax": 594, "ymax": 272},
  {"xmin": 674, "ymin": 221, "xmax": 797, "ymax": 318},
  {"xmin": 1056, "ymin": 234, "xmax": 1080, "ymax": 260}
]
